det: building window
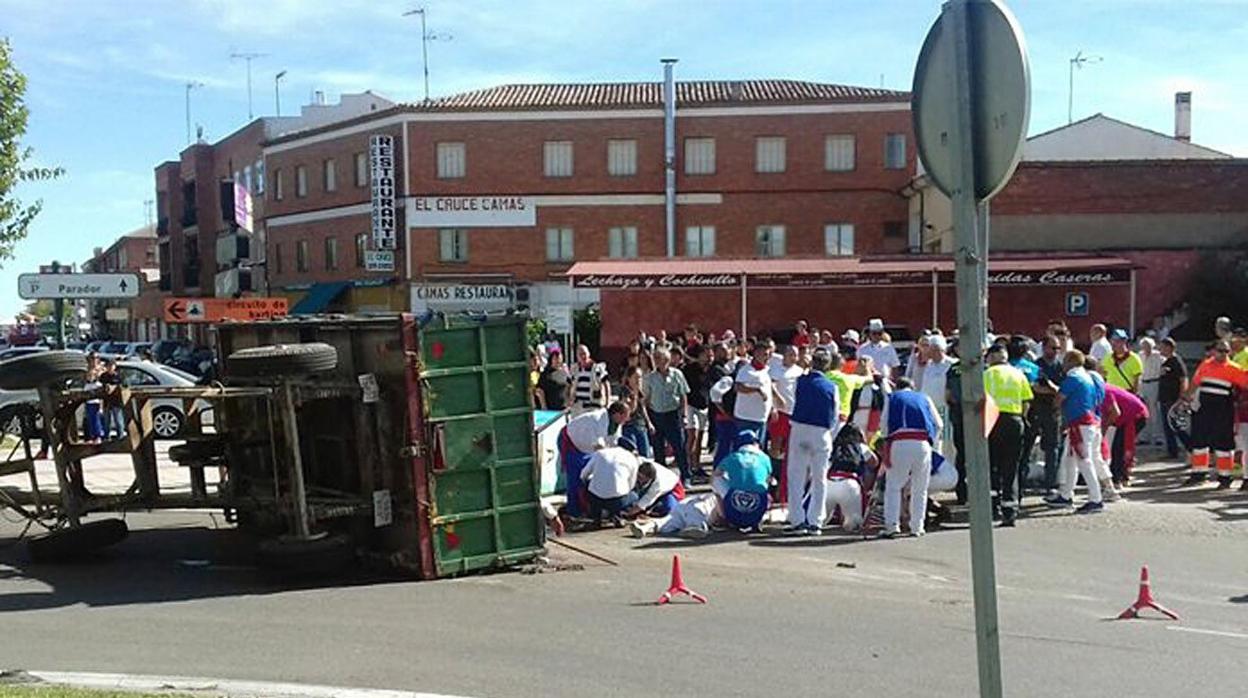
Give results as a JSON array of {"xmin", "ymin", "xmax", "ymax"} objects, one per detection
[
  {"xmin": 273, "ymin": 243, "xmax": 283, "ymax": 274},
  {"xmin": 755, "ymin": 136, "xmax": 786, "ymax": 173},
  {"xmin": 825, "ymin": 134, "xmax": 856, "ymax": 172},
  {"xmin": 324, "ymin": 237, "xmax": 339, "ymax": 271},
  {"xmin": 755, "ymin": 225, "xmax": 786, "ymax": 258},
  {"xmin": 243, "ymin": 165, "xmax": 253, "ymax": 194},
  {"xmin": 607, "ymin": 139, "xmax": 637, "ymax": 176},
  {"xmin": 437, "ymin": 142, "xmax": 466, "ymax": 179},
  {"xmin": 296, "ymin": 239, "xmax": 308, "ymax": 272},
  {"xmin": 354, "ymin": 152, "xmax": 368, "ymax": 187},
  {"xmin": 295, "ymin": 165, "xmax": 308, "ymax": 197},
  {"xmin": 273, "ymin": 168, "xmax": 283, "ymax": 201},
  {"xmin": 885, "ymin": 133, "xmax": 907, "ymax": 170},
  {"xmin": 255, "ymin": 159, "xmax": 265, "ymax": 194},
  {"xmin": 686, "ymin": 226, "xmax": 716, "ymax": 258},
  {"xmin": 438, "ymin": 228, "xmax": 468, "ymax": 262},
  {"xmin": 608, "ymin": 226, "xmax": 638, "ymax": 259},
  {"xmin": 543, "ymin": 140, "xmax": 574, "ymax": 177},
  {"xmin": 545, "ymin": 227, "xmax": 574, "ymax": 262},
  {"xmin": 323, "ymin": 159, "xmax": 337, "ymax": 192},
  {"xmin": 884, "ymin": 220, "xmax": 908, "ymax": 239},
  {"xmin": 824, "ymin": 223, "xmax": 855, "ymax": 256},
  {"xmin": 355, "ymin": 233, "xmax": 368, "ymax": 268},
  {"xmin": 684, "ymin": 138, "xmax": 715, "ymax": 175}
]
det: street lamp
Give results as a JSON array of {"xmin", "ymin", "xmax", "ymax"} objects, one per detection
[
  {"xmin": 402, "ymin": 7, "xmax": 453, "ymax": 102},
  {"xmin": 1068, "ymin": 50, "xmax": 1103, "ymax": 124},
  {"xmin": 230, "ymin": 51, "xmax": 269, "ymax": 121},
  {"xmin": 185, "ymin": 81, "xmax": 204, "ymax": 144},
  {"xmin": 275, "ymin": 70, "xmax": 288, "ymax": 116}
]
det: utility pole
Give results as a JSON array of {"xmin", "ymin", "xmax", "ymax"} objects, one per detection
[
  {"xmin": 184, "ymin": 81, "xmax": 204, "ymax": 144},
  {"xmin": 1067, "ymin": 50, "xmax": 1102, "ymax": 124},
  {"xmin": 275, "ymin": 70, "xmax": 287, "ymax": 116},
  {"xmin": 143, "ymin": 199, "xmax": 154, "ymax": 227},
  {"xmin": 402, "ymin": 8, "xmax": 452, "ymax": 102},
  {"xmin": 231, "ymin": 51, "xmax": 268, "ymax": 120},
  {"xmin": 50, "ymin": 260, "xmax": 65, "ymax": 349}
]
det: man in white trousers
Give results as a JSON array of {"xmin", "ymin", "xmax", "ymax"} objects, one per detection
[
  {"xmin": 784, "ymin": 351, "xmax": 841, "ymax": 535},
  {"xmin": 879, "ymin": 377, "xmax": 943, "ymax": 538},
  {"xmin": 1138, "ymin": 337, "xmax": 1164, "ymax": 446},
  {"xmin": 1047, "ymin": 350, "xmax": 1106, "ymax": 513}
]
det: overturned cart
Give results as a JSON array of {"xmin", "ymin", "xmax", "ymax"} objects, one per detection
[{"xmin": 0, "ymin": 314, "xmax": 545, "ymax": 578}]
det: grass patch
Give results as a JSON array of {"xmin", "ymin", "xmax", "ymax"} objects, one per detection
[{"xmin": 0, "ymin": 686, "xmax": 192, "ymax": 698}]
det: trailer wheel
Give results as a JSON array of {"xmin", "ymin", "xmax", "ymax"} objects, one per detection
[
  {"xmin": 0, "ymin": 351, "xmax": 88, "ymax": 391},
  {"xmin": 27, "ymin": 519, "xmax": 129, "ymax": 562},
  {"xmin": 226, "ymin": 343, "xmax": 338, "ymax": 379},
  {"xmin": 256, "ymin": 533, "xmax": 354, "ymax": 576}
]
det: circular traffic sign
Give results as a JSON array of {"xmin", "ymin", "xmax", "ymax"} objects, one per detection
[{"xmin": 912, "ymin": 0, "xmax": 1030, "ymax": 201}]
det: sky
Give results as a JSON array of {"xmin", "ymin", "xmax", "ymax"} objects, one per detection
[{"xmin": 2, "ymin": 0, "xmax": 1247, "ymax": 319}]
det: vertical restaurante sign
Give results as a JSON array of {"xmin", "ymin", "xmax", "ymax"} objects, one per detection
[{"xmin": 370, "ymin": 134, "xmax": 397, "ymax": 250}]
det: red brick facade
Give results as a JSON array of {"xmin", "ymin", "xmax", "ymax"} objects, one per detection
[{"xmin": 993, "ymin": 160, "xmax": 1248, "ymax": 216}]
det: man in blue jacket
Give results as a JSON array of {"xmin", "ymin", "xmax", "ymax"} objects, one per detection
[{"xmin": 784, "ymin": 350, "xmax": 842, "ymax": 535}]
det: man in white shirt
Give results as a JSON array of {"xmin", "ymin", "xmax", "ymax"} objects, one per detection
[
  {"xmin": 580, "ymin": 442, "xmax": 642, "ymax": 525},
  {"xmin": 734, "ymin": 342, "xmax": 785, "ymax": 440},
  {"xmin": 768, "ymin": 343, "xmax": 804, "ymax": 466},
  {"xmin": 624, "ymin": 460, "xmax": 684, "ymax": 517},
  {"xmin": 917, "ymin": 334, "xmax": 957, "ymax": 455},
  {"xmin": 560, "ymin": 402, "xmax": 630, "ymax": 519},
  {"xmin": 858, "ymin": 317, "xmax": 901, "ymax": 378},
  {"xmin": 1138, "ymin": 337, "xmax": 1164, "ymax": 446},
  {"xmin": 1088, "ymin": 324, "xmax": 1112, "ymax": 364}
]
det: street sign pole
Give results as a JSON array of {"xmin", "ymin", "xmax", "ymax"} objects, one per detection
[
  {"xmin": 51, "ymin": 261, "xmax": 66, "ymax": 350},
  {"xmin": 949, "ymin": 2, "xmax": 1002, "ymax": 696}
]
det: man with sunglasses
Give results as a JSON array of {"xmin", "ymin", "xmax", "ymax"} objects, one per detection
[{"xmin": 1182, "ymin": 340, "xmax": 1248, "ymax": 488}]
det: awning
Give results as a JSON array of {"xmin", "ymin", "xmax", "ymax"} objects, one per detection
[{"xmin": 290, "ymin": 281, "xmax": 350, "ymax": 314}]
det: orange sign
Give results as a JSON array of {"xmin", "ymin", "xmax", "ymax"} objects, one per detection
[{"xmin": 163, "ymin": 297, "xmax": 288, "ymax": 324}]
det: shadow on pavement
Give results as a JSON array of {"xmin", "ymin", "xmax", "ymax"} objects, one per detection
[{"xmin": 0, "ymin": 521, "xmax": 401, "ymax": 613}]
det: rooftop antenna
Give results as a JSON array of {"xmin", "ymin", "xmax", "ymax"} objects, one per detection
[
  {"xmin": 143, "ymin": 199, "xmax": 154, "ymax": 227},
  {"xmin": 402, "ymin": 7, "xmax": 453, "ymax": 102},
  {"xmin": 274, "ymin": 69, "xmax": 288, "ymax": 116},
  {"xmin": 184, "ymin": 81, "xmax": 204, "ymax": 144},
  {"xmin": 230, "ymin": 51, "xmax": 269, "ymax": 120},
  {"xmin": 1068, "ymin": 50, "xmax": 1103, "ymax": 124}
]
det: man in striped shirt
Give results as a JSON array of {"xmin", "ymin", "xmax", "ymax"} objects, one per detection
[{"xmin": 569, "ymin": 344, "xmax": 611, "ymax": 416}]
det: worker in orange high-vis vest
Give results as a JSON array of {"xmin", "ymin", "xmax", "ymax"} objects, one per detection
[{"xmin": 1182, "ymin": 339, "xmax": 1248, "ymax": 488}]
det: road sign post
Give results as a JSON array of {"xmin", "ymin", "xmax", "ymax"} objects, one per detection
[
  {"xmin": 913, "ymin": 1, "xmax": 1030, "ymax": 696},
  {"xmin": 51, "ymin": 261, "xmax": 65, "ymax": 350}
]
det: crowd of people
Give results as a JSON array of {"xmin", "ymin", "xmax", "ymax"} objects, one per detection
[{"xmin": 531, "ymin": 314, "xmax": 1248, "ymax": 540}]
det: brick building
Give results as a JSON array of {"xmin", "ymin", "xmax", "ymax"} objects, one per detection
[
  {"xmin": 80, "ymin": 224, "xmax": 159, "ymax": 340},
  {"xmin": 153, "ymin": 93, "xmax": 395, "ymax": 341},
  {"xmin": 262, "ymin": 78, "xmax": 916, "ymax": 318}
]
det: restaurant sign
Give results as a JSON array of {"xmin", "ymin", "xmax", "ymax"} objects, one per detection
[
  {"xmin": 571, "ymin": 273, "xmax": 741, "ymax": 290},
  {"xmin": 750, "ymin": 270, "xmax": 934, "ymax": 288}
]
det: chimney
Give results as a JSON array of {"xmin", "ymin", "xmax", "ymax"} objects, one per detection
[
  {"xmin": 1174, "ymin": 91, "xmax": 1191, "ymax": 142},
  {"xmin": 313, "ymin": 90, "xmax": 326, "ymax": 105}
]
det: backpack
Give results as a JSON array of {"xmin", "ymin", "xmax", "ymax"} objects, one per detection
[{"xmin": 830, "ymin": 424, "xmax": 867, "ymax": 476}]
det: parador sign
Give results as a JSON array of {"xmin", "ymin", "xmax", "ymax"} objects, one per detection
[{"xmin": 573, "ymin": 273, "xmax": 742, "ymax": 290}]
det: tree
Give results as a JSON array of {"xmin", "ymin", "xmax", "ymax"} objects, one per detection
[{"xmin": 1, "ymin": 38, "xmax": 63, "ymax": 265}]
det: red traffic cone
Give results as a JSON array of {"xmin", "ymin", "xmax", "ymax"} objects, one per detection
[
  {"xmin": 1117, "ymin": 565, "xmax": 1179, "ymax": 620},
  {"xmin": 656, "ymin": 555, "xmax": 707, "ymax": 605}
]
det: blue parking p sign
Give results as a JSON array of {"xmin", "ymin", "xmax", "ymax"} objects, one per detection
[{"xmin": 1066, "ymin": 292, "xmax": 1089, "ymax": 317}]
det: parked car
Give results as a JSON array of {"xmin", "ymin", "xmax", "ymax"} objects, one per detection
[
  {"xmin": 168, "ymin": 346, "xmax": 217, "ymax": 379},
  {"xmin": 152, "ymin": 338, "xmax": 191, "ymax": 364},
  {"xmin": 0, "ymin": 359, "xmax": 211, "ymax": 439},
  {"xmin": 85, "ymin": 340, "xmax": 107, "ymax": 353},
  {"xmin": 0, "ymin": 346, "xmax": 50, "ymax": 362}
]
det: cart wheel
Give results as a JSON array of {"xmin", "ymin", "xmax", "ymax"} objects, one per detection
[
  {"xmin": 256, "ymin": 532, "xmax": 354, "ymax": 576},
  {"xmin": 27, "ymin": 518, "xmax": 129, "ymax": 562},
  {"xmin": 0, "ymin": 351, "xmax": 88, "ymax": 391},
  {"xmin": 169, "ymin": 436, "xmax": 224, "ymax": 462},
  {"xmin": 226, "ymin": 343, "xmax": 339, "ymax": 379}
]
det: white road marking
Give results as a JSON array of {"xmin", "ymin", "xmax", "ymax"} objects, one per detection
[
  {"xmin": 26, "ymin": 671, "xmax": 479, "ymax": 698},
  {"xmin": 1166, "ymin": 626, "xmax": 1248, "ymax": 640}
]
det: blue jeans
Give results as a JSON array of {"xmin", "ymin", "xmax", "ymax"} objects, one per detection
[
  {"xmin": 650, "ymin": 410, "xmax": 690, "ymax": 482},
  {"xmin": 621, "ymin": 423, "xmax": 653, "ymax": 459},
  {"xmin": 559, "ymin": 430, "xmax": 592, "ymax": 518},
  {"xmin": 648, "ymin": 491, "xmax": 679, "ymax": 517},
  {"xmin": 83, "ymin": 403, "xmax": 105, "ymax": 441},
  {"xmin": 588, "ymin": 490, "xmax": 638, "ymax": 523},
  {"xmin": 107, "ymin": 406, "xmax": 125, "ymax": 438},
  {"xmin": 713, "ymin": 419, "xmax": 738, "ymax": 467}
]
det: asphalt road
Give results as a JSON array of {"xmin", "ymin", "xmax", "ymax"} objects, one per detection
[{"xmin": 3, "ymin": 454, "xmax": 1248, "ymax": 697}]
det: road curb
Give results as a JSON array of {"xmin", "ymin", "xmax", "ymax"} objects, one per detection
[{"xmin": 12, "ymin": 670, "xmax": 476, "ymax": 698}]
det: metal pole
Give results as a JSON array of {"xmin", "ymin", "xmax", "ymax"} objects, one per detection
[
  {"xmin": 185, "ymin": 83, "xmax": 192, "ymax": 143},
  {"xmin": 420, "ymin": 10, "xmax": 430, "ymax": 102},
  {"xmin": 1067, "ymin": 57, "xmax": 1074, "ymax": 124},
  {"xmin": 245, "ymin": 58, "xmax": 254, "ymax": 120},
  {"xmin": 931, "ymin": 269, "xmax": 939, "ymax": 329},
  {"xmin": 275, "ymin": 70, "xmax": 286, "ymax": 116},
  {"xmin": 1129, "ymin": 268, "xmax": 1137, "ymax": 336},
  {"xmin": 948, "ymin": 2, "xmax": 1004, "ymax": 696},
  {"xmin": 280, "ymin": 382, "xmax": 312, "ymax": 539},
  {"xmin": 51, "ymin": 260, "xmax": 65, "ymax": 349},
  {"xmin": 739, "ymin": 273, "xmax": 747, "ymax": 338}
]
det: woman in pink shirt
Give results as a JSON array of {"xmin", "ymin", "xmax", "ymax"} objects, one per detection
[{"xmin": 1103, "ymin": 383, "xmax": 1150, "ymax": 487}]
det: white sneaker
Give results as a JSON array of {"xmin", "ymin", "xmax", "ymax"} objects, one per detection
[
  {"xmin": 678, "ymin": 523, "xmax": 710, "ymax": 539},
  {"xmin": 628, "ymin": 522, "xmax": 648, "ymax": 539},
  {"xmin": 1100, "ymin": 479, "xmax": 1121, "ymax": 502}
]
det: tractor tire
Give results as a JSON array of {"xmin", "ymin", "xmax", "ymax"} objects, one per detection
[
  {"xmin": 168, "ymin": 436, "xmax": 225, "ymax": 463},
  {"xmin": 27, "ymin": 518, "xmax": 129, "ymax": 562},
  {"xmin": 226, "ymin": 343, "xmax": 338, "ymax": 379},
  {"xmin": 256, "ymin": 533, "xmax": 354, "ymax": 577},
  {"xmin": 0, "ymin": 351, "xmax": 88, "ymax": 391}
]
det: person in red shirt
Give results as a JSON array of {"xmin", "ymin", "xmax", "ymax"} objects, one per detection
[
  {"xmin": 792, "ymin": 320, "xmax": 812, "ymax": 349},
  {"xmin": 1183, "ymin": 340, "xmax": 1248, "ymax": 488},
  {"xmin": 1103, "ymin": 382, "xmax": 1149, "ymax": 487}
]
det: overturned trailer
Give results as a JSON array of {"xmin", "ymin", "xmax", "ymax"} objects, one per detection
[{"xmin": 0, "ymin": 313, "xmax": 545, "ymax": 579}]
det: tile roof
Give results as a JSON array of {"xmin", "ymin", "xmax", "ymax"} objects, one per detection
[{"xmin": 413, "ymin": 80, "xmax": 909, "ymax": 111}]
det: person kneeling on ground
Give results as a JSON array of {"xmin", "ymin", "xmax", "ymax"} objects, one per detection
[
  {"xmin": 623, "ymin": 460, "xmax": 685, "ymax": 518},
  {"xmin": 712, "ymin": 430, "xmax": 773, "ymax": 533},
  {"xmin": 823, "ymin": 423, "xmax": 876, "ymax": 532},
  {"xmin": 579, "ymin": 438, "xmax": 642, "ymax": 528}
]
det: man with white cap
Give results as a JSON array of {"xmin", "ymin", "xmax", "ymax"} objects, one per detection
[
  {"xmin": 840, "ymin": 329, "xmax": 861, "ymax": 373},
  {"xmin": 917, "ymin": 333, "xmax": 957, "ymax": 455},
  {"xmin": 858, "ymin": 318, "xmax": 900, "ymax": 379}
]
